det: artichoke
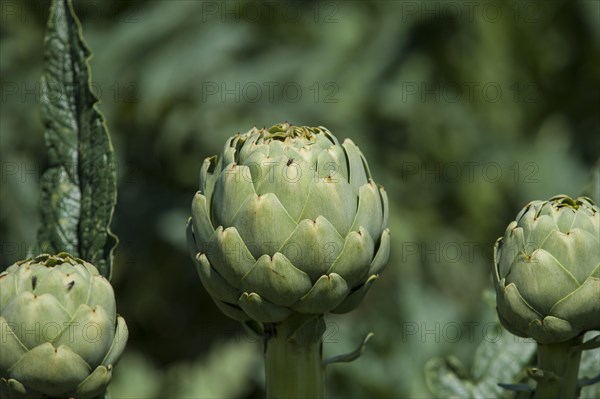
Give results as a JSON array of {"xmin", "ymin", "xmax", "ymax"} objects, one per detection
[
  {"xmin": 494, "ymin": 195, "xmax": 600, "ymax": 344},
  {"xmin": 187, "ymin": 123, "xmax": 390, "ymax": 323},
  {"xmin": 0, "ymin": 253, "xmax": 128, "ymax": 398}
]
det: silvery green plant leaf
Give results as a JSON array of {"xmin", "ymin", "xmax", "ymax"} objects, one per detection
[
  {"xmin": 425, "ymin": 321, "xmax": 536, "ymax": 398},
  {"xmin": 38, "ymin": 0, "xmax": 117, "ymax": 279}
]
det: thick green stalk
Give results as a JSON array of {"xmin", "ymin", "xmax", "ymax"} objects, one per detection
[
  {"xmin": 533, "ymin": 336, "xmax": 583, "ymax": 399},
  {"xmin": 264, "ymin": 317, "xmax": 325, "ymax": 399}
]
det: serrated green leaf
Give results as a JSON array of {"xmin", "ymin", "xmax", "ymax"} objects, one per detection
[
  {"xmin": 38, "ymin": 0, "xmax": 117, "ymax": 279},
  {"xmin": 425, "ymin": 356, "xmax": 474, "ymax": 398},
  {"xmin": 425, "ymin": 322, "xmax": 536, "ymax": 399},
  {"xmin": 471, "ymin": 324, "xmax": 536, "ymax": 398}
]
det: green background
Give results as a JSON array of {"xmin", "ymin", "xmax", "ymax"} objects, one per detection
[{"xmin": 1, "ymin": 0, "xmax": 598, "ymax": 397}]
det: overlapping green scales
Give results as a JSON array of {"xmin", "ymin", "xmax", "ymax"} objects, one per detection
[
  {"xmin": 188, "ymin": 123, "xmax": 391, "ymax": 323},
  {"xmin": 0, "ymin": 253, "xmax": 128, "ymax": 398},
  {"xmin": 494, "ymin": 195, "xmax": 600, "ymax": 344}
]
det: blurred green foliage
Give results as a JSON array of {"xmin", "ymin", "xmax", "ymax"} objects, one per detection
[{"xmin": 1, "ymin": 0, "xmax": 598, "ymax": 397}]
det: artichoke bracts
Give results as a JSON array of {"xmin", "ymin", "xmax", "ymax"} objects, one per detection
[
  {"xmin": 0, "ymin": 253, "xmax": 128, "ymax": 398},
  {"xmin": 493, "ymin": 195, "xmax": 600, "ymax": 399},
  {"xmin": 187, "ymin": 123, "xmax": 390, "ymax": 323},
  {"xmin": 493, "ymin": 195, "xmax": 599, "ymax": 344}
]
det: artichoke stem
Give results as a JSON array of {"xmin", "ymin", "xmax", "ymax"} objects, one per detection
[
  {"xmin": 265, "ymin": 318, "xmax": 325, "ymax": 399},
  {"xmin": 533, "ymin": 336, "xmax": 583, "ymax": 399}
]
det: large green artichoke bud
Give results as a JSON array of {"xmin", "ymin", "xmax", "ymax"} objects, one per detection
[
  {"xmin": 0, "ymin": 253, "xmax": 128, "ymax": 398},
  {"xmin": 494, "ymin": 195, "xmax": 599, "ymax": 344},
  {"xmin": 187, "ymin": 123, "xmax": 390, "ymax": 323}
]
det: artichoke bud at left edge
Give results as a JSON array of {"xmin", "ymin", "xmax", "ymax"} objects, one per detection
[{"xmin": 0, "ymin": 253, "xmax": 128, "ymax": 399}]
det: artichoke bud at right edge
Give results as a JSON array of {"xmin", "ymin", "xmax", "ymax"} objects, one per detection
[{"xmin": 493, "ymin": 195, "xmax": 600, "ymax": 344}]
